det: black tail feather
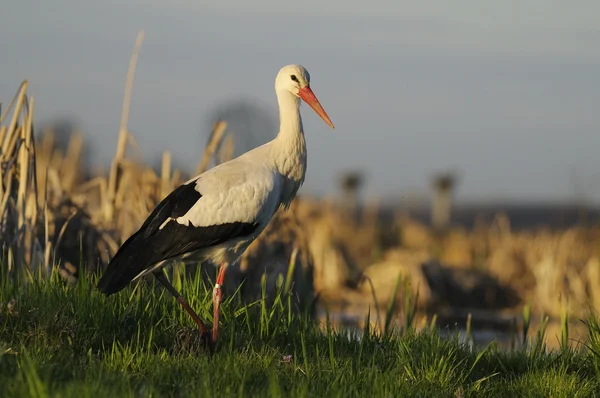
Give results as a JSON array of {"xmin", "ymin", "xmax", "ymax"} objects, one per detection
[{"xmin": 96, "ymin": 230, "xmax": 155, "ymax": 295}]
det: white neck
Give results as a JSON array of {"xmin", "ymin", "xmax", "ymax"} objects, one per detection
[{"xmin": 272, "ymin": 89, "xmax": 307, "ymax": 176}]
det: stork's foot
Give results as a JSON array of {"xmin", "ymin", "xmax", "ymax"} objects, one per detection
[
  {"xmin": 174, "ymin": 326, "xmax": 215, "ymax": 355},
  {"xmin": 203, "ymin": 329, "xmax": 216, "ymax": 354}
]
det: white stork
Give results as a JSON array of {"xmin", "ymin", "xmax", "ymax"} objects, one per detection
[{"xmin": 97, "ymin": 64, "xmax": 334, "ymax": 346}]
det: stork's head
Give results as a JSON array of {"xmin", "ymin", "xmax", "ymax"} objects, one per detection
[{"xmin": 275, "ymin": 64, "xmax": 334, "ymax": 129}]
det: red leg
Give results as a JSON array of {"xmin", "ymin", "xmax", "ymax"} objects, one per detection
[
  {"xmin": 212, "ymin": 262, "xmax": 227, "ymax": 342},
  {"xmin": 153, "ymin": 271, "xmax": 212, "ymax": 346}
]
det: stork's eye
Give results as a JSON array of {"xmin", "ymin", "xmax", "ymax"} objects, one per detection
[{"xmin": 291, "ymin": 75, "xmax": 298, "ymax": 82}]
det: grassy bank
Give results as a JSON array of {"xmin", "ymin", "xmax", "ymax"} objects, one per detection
[{"xmin": 1, "ymin": 267, "xmax": 600, "ymax": 397}]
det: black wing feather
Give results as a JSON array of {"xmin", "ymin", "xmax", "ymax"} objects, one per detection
[
  {"xmin": 96, "ymin": 181, "xmax": 259, "ymax": 295},
  {"xmin": 141, "ymin": 181, "xmax": 202, "ymax": 238}
]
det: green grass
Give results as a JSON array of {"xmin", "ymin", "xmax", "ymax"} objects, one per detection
[{"xmin": 1, "ymin": 265, "xmax": 600, "ymax": 397}]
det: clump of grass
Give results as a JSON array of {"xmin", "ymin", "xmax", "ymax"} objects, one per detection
[{"xmin": 1, "ymin": 266, "xmax": 600, "ymax": 397}]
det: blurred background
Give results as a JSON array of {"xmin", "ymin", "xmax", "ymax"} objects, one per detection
[{"xmin": 2, "ymin": 0, "xmax": 600, "ymax": 348}]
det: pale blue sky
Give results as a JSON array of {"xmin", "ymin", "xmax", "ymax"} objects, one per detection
[{"xmin": 2, "ymin": 1, "xmax": 600, "ymax": 203}]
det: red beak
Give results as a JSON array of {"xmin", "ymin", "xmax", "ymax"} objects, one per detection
[{"xmin": 298, "ymin": 86, "xmax": 335, "ymax": 129}]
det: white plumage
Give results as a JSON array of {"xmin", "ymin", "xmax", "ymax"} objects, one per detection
[
  {"xmin": 177, "ymin": 150, "xmax": 281, "ymax": 228},
  {"xmin": 165, "ymin": 159, "xmax": 281, "ymax": 266},
  {"xmin": 97, "ymin": 64, "xmax": 334, "ymax": 345}
]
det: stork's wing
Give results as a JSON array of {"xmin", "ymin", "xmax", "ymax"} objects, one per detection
[{"xmin": 97, "ymin": 162, "xmax": 281, "ymax": 295}]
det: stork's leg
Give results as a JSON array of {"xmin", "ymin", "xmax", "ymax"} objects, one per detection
[
  {"xmin": 153, "ymin": 271, "xmax": 212, "ymax": 345},
  {"xmin": 212, "ymin": 262, "xmax": 228, "ymax": 342}
]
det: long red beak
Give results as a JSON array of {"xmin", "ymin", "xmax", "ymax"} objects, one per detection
[{"xmin": 298, "ymin": 86, "xmax": 335, "ymax": 129}]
